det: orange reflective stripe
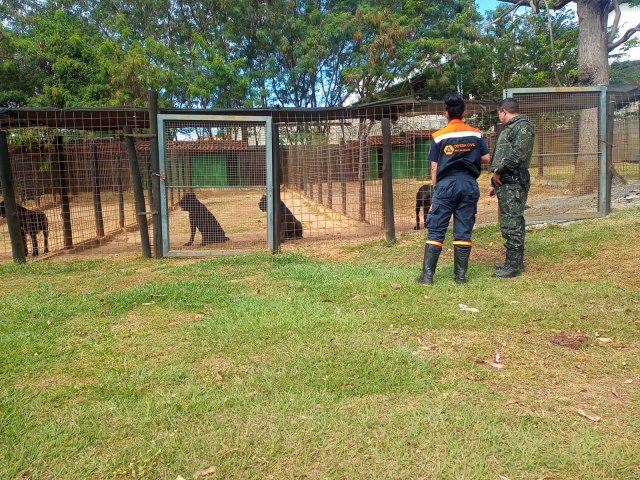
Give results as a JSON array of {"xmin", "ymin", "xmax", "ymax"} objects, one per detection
[
  {"xmin": 452, "ymin": 240, "xmax": 473, "ymax": 246},
  {"xmin": 427, "ymin": 240, "xmax": 444, "ymax": 247},
  {"xmin": 432, "ymin": 119, "xmax": 481, "ymax": 138},
  {"xmin": 432, "ymin": 119, "xmax": 482, "ymax": 143}
]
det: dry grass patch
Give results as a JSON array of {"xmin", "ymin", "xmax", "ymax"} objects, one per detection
[
  {"xmin": 33, "ymin": 371, "xmax": 98, "ymax": 391},
  {"xmin": 529, "ymin": 238, "xmax": 640, "ymax": 287},
  {"xmin": 403, "ymin": 326, "xmax": 640, "ymax": 423},
  {"xmin": 109, "ymin": 306, "xmax": 202, "ymax": 335}
]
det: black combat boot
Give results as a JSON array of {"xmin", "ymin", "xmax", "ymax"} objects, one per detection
[
  {"xmin": 494, "ymin": 251, "xmax": 525, "ymax": 271},
  {"xmin": 416, "ymin": 243, "xmax": 442, "ymax": 286},
  {"xmin": 453, "ymin": 245, "xmax": 472, "ymax": 284},
  {"xmin": 493, "ymin": 249, "xmax": 524, "ymax": 278},
  {"xmin": 494, "ymin": 252, "xmax": 507, "ymax": 270}
]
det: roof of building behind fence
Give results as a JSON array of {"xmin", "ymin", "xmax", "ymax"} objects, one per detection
[
  {"xmin": 0, "ymin": 106, "xmax": 150, "ymax": 131},
  {"xmin": 0, "ymin": 97, "xmax": 497, "ymax": 131},
  {"xmin": 2, "ymin": 87, "xmax": 640, "ymax": 132}
]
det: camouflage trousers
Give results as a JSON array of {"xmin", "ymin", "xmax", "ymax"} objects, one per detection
[{"xmin": 496, "ymin": 183, "xmax": 529, "ymax": 251}]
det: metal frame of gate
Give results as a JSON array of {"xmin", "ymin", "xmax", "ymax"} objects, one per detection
[
  {"xmin": 504, "ymin": 87, "xmax": 611, "ymax": 221},
  {"xmin": 157, "ymin": 114, "xmax": 275, "ymax": 257}
]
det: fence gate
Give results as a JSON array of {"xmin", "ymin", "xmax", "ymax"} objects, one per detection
[
  {"xmin": 505, "ymin": 87, "xmax": 609, "ymax": 221},
  {"xmin": 158, "ymin": 114, "xmax": 275, "ymax": 256}
]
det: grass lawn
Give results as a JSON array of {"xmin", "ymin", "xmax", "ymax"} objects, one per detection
[{"xmin": 1, "ymin": 208, "xmax": 639, "ymax": 480}]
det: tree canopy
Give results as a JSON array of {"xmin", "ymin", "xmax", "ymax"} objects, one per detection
[
  {"xmin": 0, "ymin": 0, "xmax": 638, "ymax": 108},
  {"xmin": 488, "ymin": 0, "xmax": 640, "ymax": 86}
]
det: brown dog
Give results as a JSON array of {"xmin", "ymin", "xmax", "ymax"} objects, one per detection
[
  {"xmin": 178, "ymin": 193, "xmax": 229, "ymax": 246},
  {"xmin": 0, "ymin": 200, "xmax": 49, "ymax": 256}
]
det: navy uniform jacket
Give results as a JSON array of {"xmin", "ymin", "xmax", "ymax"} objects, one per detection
[{"xmin": 428, "ymin": 119, "xmax": 489, "ymax": 180}]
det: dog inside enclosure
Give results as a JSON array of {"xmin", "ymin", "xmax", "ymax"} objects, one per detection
[
  {"xmin": 414, "ymin": 184, "xmax": 433, "ymax": 230},
  {"xmin": 0, "ymin": 200, "xmax": 49, "ymax": 256},
  {"xmin": 258, "ymin": 194, "xmax": 303, "ymax": 240},
  {"xmin": 178, "ymin": 192, "xmax": 229, "ymax": 246}
]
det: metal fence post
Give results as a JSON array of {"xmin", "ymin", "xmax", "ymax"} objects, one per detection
[
  {"xmin": 116, "ymin": 153, "xmax": 125, "ymax": 228},
  {"xmin": 91, "ymin": 143, "xmax": 105, "ymax": 237},
  {"xmin": 358, "ymin": 119, "xmax": 367, "ymax": 222},
  {"xmin": 54, "ymin": 135, "xmax": 74, "ymax": 249},
  {"xmin": 270, "ymin": 122, "xmax": 281, "ymax": 253},
  {"xmin": 381, "ymin": 117, "xmax": 396, "ymax": 241},
  {"xmin": 339, "ymin": 139, "xmax": 347, "ymax": 215},
  {"xmin": 602, "ymin": 89, "xmax": 613, "ymax": 215},
  {"xmin": 149, "ymin": 90, "xmax": 163, "ymax": 258},
  {"xmin": 0, "ymin": 131, "xmax": 26, "ymax": 262},
  {"xmin": 123, "ymin": 126, "xmax": 152, "ymax": 259}
]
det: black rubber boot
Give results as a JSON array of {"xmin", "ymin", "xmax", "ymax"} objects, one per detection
[
  {"xmin": 493, "ymin": 249, "xmax": 524, "ymax": 278},
  {"xmin": 453, "ymin": 245, "xmax": 472, "ymax": 284},
  {"xmin": 416, "ymin": 244, "xmax": 442, "ymax": 286}
]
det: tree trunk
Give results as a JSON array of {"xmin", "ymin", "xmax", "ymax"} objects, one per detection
[
  {"xmin": 576, "ymin": 0, "xmax": 609, "ymax": 86},
  {"xmin": 569, "ymin": 0, "xmax": 608, "ymax": 193},
  {"xmin": 570, "ymin": 0, "xmax": 626, "ymax": 192}
]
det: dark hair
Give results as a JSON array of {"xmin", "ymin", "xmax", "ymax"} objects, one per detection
[
  {"xmin": 497, "ymin": 98, "xmax": 520, "ymax": 114},
  {"xmin": 444, "ymin": 93, "xmax": 465, "ymax": 120}
]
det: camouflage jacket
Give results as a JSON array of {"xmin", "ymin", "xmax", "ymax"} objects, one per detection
[{"xmin": 490, "ymin": 115, "xmax": 535, "ymax": 179}]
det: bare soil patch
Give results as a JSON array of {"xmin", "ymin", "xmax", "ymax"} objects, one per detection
[
  {"xmin": 549, "ymin": 331, "xmax": 590, "ymax": 349},
  {"xmin": 2, "ymin": 179, "xmax": 637, "ymax": 262}
]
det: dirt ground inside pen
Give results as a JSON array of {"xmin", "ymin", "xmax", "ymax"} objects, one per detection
[{"xmin": 1, "ymin": 178, "xmax": 639, "ymax": 262}]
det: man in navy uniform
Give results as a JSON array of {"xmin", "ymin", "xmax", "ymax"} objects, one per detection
[{"xmin": 417, "ymin": 93, "xmax": 490, "ymax": 285}]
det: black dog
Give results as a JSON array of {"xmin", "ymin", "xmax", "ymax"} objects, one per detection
[
  {"xmin": 178, "ymin": 193, "xmax": 229, "ymax": 246},
  {"xmin": 414, "ymin": 184, "xmax": 434, "ymax": 230},
  {"xmin": 258, "ymin": 194, "xmax": 303, "ymax": 240},
  {"xmin": 0, "ymin": 200, "xmax": 49, "ymax": 256}
]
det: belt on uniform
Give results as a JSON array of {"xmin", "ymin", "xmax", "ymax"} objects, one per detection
[
  {"xmin": 446, "ymin": 167, "xmax": 473, "ymax": 176},
  {"xmin": 499, "ymin": 174, "xmax": 520, "ymax": 184}
]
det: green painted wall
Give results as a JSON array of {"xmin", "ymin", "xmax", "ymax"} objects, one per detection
[
  {"xmin": 392, "ymin": 148, "xmax": 413, "ymax": 179},
  {"xmin": 189, "ymin": 154, "xmax": 251, "ymax": 186},
  {"xmin": 413, "ymin": 139, "xmax": 431, "ymax": 178},
  {"xmin": 191, "ymin": 154, "xmax": 228, "ymax": 186},
  {"xmin": 366, "ymin": 149, "xmax": 380, "ymax": 180},
  {"xmin": 364, "ymin": 140, "xmax": 431, "ymax": 180}
]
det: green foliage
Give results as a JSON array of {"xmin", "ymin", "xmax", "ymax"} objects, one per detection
[
  {"xmin": 0, "ymin": 26, "xmax": 33, "ymax": 107},
  {"xmin": 0, "ymin": 0, "xmax": 595, "ymax": 108},
  {"xmin": 343, "ymin": 0, "xmax": 485, "ymax": 102},
  {"xmin": 1, "ymin": 0, "xmax": 490, "ymax": 108},
  {"xmin": 611, "ymin": 60, "xmax": 640, "ymax": 84},
  {"xmin": 9, "ymin": 7, "xmax": 113, "ymax": 107},
  {"xmin": 483, "ymin": 6, "xmax": 579, "ymax": 95}
]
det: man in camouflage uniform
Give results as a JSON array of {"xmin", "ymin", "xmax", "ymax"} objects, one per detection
[{"xmin": 488, "ymin": 98, "xmax": 535, "ymax": 278}]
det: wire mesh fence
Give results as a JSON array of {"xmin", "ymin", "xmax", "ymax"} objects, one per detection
[
  {"xmin": 507, "ymin": 87, "xmax": 640, "ymax": 219},
  {"xmin": 1, "ymin": 88, "xmax": 638, "ymax": 262},
  {"xmin": 611, "ymin": 89, "xmax": 640, "ymax": 185},
  {"xmin": 151, "ymin": 102, "xmax": 499, "ymax": 255},
  {"xmin": 275, "ymin": 101, "xmax": 499, "ymax": 247},
  {"xmin": 507, "ymin": 89, "xmax": 605, "ymax": 218},
  {"xmin": 0, "ymin": 108, "xmax": 153, "ymax": 262},
  {"xmin": 160, "ymin": 118, "xmax": 270, "ymax": 254}
]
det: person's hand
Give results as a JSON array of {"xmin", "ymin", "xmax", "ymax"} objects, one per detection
[
  {"xmin": 491, "ymin": 172, "xmax": 502, "ymax": 186},
  {"xmin": 487, "ymin": 186, "xmax": 495, "ymax": 197}
]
